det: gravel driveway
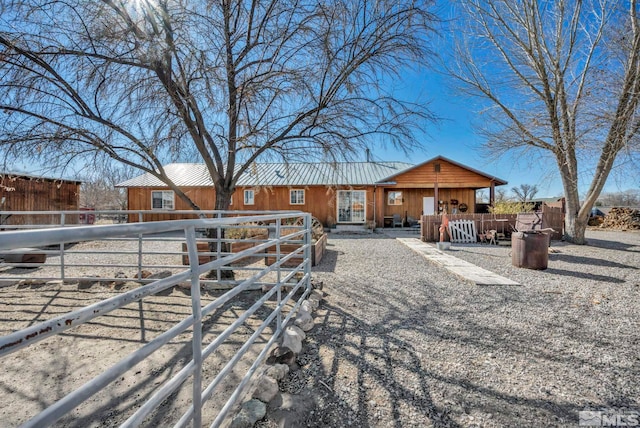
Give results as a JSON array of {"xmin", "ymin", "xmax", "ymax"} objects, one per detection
[
  {"xmin": 1, "ymin": 229, "xmax": 638, "ymax": 427},
  {"xmin": 263, "ymin": 229, "xmax": 640, "ymax": 427}
]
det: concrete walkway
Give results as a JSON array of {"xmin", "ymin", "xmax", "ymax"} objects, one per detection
[{"xmin": 397, "ymin": 238, "xmax": 520, "ymax": 286}]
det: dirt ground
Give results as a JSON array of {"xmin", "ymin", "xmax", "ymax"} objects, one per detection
[{"xmin": 0, "ymin": 281, "xmax": 281, "ymax": 427}]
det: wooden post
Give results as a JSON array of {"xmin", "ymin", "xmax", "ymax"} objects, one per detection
[{"xmin": 489, "ymin": 181, "xmax": 495, "ymax": 207}]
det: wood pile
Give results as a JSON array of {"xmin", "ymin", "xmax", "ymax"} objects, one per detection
[{"xmin": 599, "ymin": 207, "xmax": 640, "ymax": 230}]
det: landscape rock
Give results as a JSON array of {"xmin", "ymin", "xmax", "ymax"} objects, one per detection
[
  {"xmin": 229, "ymin": 399, "xmax": 266, "ymax": 428},
  {"xmin": 264, "ymin": 364, "xmax": 290, "ymax": 381},
  {"xmin": 281, "ymin": 327, "xmax": 303, "ymax": 354},
  {"xmin": 114, "ymin": 271, "xmax": 127, "ymax": 286},
  {"xmin": 176, "ymin": 281, "xmax": 191, "ymax": 290},
  {"xmin": 252, "ymin": 375, "xmax": 279, "ymax": 403},
  {"xmin": 294, "ymin": 309, "xmax": 314, "ymax": 332},
  {"xmin": 266, "ymin": 346, "xmax": 296, "ymax": 366},
  {"xmin": 78, "ymin": 275, "xmax": 101, "ymax": 289},
  {"xmin": 147, "ymin": 270, "xmax": 172, "ymax": 280},
  {"xmin": 287, "ymin": 325, "xmax": 306, "ymax": 340},
  {"xmin": 309, "ymin": 289, "xmax": 324, "ymax": 302},
  {"xmin": 301, "ymin": 299, "xmax": 314, "ymax": 313}
]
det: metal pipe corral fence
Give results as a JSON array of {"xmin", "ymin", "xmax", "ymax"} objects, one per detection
[{"xmin": 0, "ymin": 210, "xmax": 312, "ymax": 427}]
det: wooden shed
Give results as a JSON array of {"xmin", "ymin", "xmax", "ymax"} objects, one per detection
[{"xmin": 0, "ymin": 172, "xmax": 81, "ymax": 226}]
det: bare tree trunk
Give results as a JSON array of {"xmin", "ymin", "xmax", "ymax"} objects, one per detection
[{"xmin": 204, "ymin": 185, "xmax": 235, "ymax": 280}]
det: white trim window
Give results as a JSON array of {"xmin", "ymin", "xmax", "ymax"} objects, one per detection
[
  {"xmin": 151, "ymin": 190, "xmax": 175, "ymax": 210},
  {"xmin": 244, "ymin": 189, "xmax": 255, "ymax": 205},
  {"xmin": 290, "ymin": 189, "xmax": 305, "ymax": 205},
  {"xmin": 387, "ymin": 191, "xmax": 403, "ymax": 206}
]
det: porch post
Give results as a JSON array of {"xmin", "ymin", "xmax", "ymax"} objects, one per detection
[
  {"xmin": 373, "ymin": 186, "xmax": 377, "ymax": 227},
  {"xmin": 489, "ymin": 181, "xmax": 496, "ymax": 206},
  {"xmin": 434, "ymin": 182, "xmax": 439, "ymax": 214}
]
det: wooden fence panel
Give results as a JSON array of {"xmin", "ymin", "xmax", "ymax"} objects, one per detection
[
  {"xmin": 419, "ymin": 209, "xmax": 564, "ymax": 242},
  {"xmin": 542, "ymin": 205, "xmax": 564, "ymax": 240},
  {"xmin": 420, "ymin": 214, "xmax": 518, "ymax": 242}
]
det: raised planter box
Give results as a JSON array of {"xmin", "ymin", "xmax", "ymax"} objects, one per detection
[
  {"xmin": 229, "ymin": 232, "xmax": 269, "ymax": 265},
  {"xmin": 2, "ymin": 248, "xmax": 47, "ymax": 265},
  {"xmin": 265, "ymin": 233, "xmax": 327, "ymax": 267},
  {"xmin": 181, "ymin": 242, "xmax": 211, "ymax": 265}
]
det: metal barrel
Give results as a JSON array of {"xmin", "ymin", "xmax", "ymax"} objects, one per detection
[{"xmin": 511, "ymin": 231, "xmax": 549, "ymax": 270}]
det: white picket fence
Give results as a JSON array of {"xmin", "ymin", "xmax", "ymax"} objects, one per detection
[{"xmin": 448, "ymin": 220, "xmax": 477, "ymax": 243}]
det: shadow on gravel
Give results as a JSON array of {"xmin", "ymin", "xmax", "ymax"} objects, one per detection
[
  {"xmin": 2, "ymin": 287, "xmax": 276, "ymax": 427},
  {"xmin": 311, "ymin": 247, "xmax": 340, "ymax": 273},
  {"xmin": 283, "ymin": 297, "xmax": 595, "ymax": 428},
  {"xmin": 550, "ymin": 253, "xmax": 638, "ymax": 270},
  {"xmin": 543, "ymin": 268, "xmax": 626, "ymax": 283},
  {"xmin": 272, "ymin": 301, "xmax": 463, "ymax": 428},
  {"xmin": 584, "ymin": 237, "xmax": 640, "ymax": 252},
  {"xmin": 277, "ymin": 232, "xmax": 640, "ymax": 427}
]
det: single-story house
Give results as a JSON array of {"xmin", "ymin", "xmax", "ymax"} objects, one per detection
[
  {"xmin": 0, "ymin": 171, "xmax": 82, "ymax": 226},
  {"xmin": 117, "ymin": 155, "xmax": 508, "ymax": 227}
]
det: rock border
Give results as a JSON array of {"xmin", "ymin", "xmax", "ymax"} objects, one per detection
[{"xmin": 229, "ymin": 282, "xmax": 324, "ymax": 428}]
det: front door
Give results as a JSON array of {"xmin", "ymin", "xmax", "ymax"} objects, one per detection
[
  {"xmin": 337, "ymin": 190, "xmax": 366, "ymax": 223},
  {"xmin": 423, "ymin": 197, "xmax": 435, "ymax": 215}
]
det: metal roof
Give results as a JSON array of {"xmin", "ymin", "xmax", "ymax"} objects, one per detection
[
  {"xmin": 0, "ymin": 170, "xmax": 82, "ymax": 183},
  {"xmin": 117, "ymin": 161, "xmax": 414, "ymax": 188},
  {"xmin": 116, "ymin": 164, "xmax": 212, "ymax": 187}
]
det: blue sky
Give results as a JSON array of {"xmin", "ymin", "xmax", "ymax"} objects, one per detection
[
  {"xmin": 367, "ymin": 62, "xmax": 640, "ymax": 200},
  {"xmin": 5, "ymin": 1, "xmax": 637, "ymax": 199},
  {"xmin": 365, "ymin": 1, "xmax": 640, "ymax": 200},
  {"xmin": 366, "ymin": 68, "xmax": 566, "ymax": 199}
]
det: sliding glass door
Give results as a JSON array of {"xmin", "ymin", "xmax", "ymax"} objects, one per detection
[{"xmin": 337, "ymin": 190, "xmax": 366, "ymax": 223}]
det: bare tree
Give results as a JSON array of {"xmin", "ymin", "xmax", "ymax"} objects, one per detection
[
  {"xmin": 599, "ymin": 189, "xmax": 640, "ymax": 207},
  {"xmin": 80, "ymin": 163, "xmax": 134, "ymax": 210},
  {"xmin": 495, "ymin": 188, "xmax": 510, "ymax": 203},
  {"xmin": 449, "ymin": 0, "xmax": 640, "ymax": 243},
  {"xmin": 511, "ymin": 184, "xmax": 538, "ymax": 203},
  {"xmin": 0, "ymin": 0, "xmax": 435, "ymax": 211}
]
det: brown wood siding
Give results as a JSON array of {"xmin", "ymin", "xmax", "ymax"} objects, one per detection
[
  {"xmin": 382, "ymin": 188, "xmax": 476, "ymax": 222},
  {"xmin": 0, "ymin": 176, "xmax": 80, "ymax": 225},
  {"xmin": 126, "ymin": 185, "xmax": 380, "ymax": 226},
  {"xmin": 392, "ymin": 159, "xmax": 494, "ymax": 188},
  {"xmin": 237, "ymin": 186, "xmax": 337, "ymax": 224},
  {"xmin": 237, "ymin": 185, "xmax": 375, "ymax": 226},
  {"xmin": 126, "ymin": 187, "xmax": 216, "ymax": 222}
]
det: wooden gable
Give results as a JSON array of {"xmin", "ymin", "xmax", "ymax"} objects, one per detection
[{"xmin": 383, "ymin": 157, "xmax": 506, "ymax": 189}]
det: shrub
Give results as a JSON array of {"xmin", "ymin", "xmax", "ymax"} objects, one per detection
[
  {"xmin": 489, "ymin": 201, "xmax": 536, "ymax": 214},
  {"xmin": 225, "ymin": 223, "xmax": 268, "ymax": 239}
]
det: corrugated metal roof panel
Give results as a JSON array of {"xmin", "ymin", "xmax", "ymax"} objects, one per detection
[
  {"xmin": 0, "ymin": 170, "xmax": 82, "ymax": 183},
  {"xmin": 117, "ymin": 164, "xmax": 213, "ymax": 187},
  {"xmin": 118, "ymin": 162, "xmax": 414, "ymax": 187}
]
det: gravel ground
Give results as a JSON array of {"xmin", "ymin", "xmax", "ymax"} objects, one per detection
[
  {"xmin": 1, "ymin": 228, "xmax": 639, "ymax": 427},
  {"xmin": 259, "ymin": 228, "xmax": 640, "ymax": 427}
]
